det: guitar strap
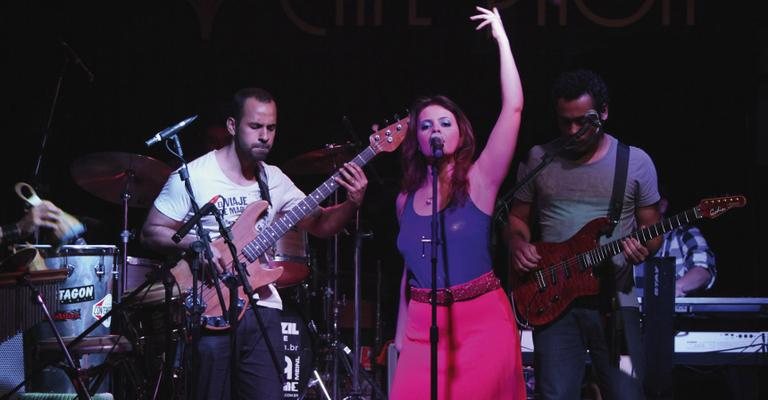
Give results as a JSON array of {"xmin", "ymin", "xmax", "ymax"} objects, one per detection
[
  {"xmin": 256, "ymin": 162, "xmax": 271, "ymax": 206},
  {"xmin": 605, "ymin": 141, "xmax": 629, "ymax": 238}
]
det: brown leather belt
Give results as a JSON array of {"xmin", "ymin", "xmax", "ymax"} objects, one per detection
[{"xmin": 410, "ymin": 271, "xmax": 501, "ymax": 305}]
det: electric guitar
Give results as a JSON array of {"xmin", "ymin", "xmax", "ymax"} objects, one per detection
[
  {"xmin": 172, "ymin": 116, "xmax": 409, "ymax": 330},
  {"xmin": 511, "ymin": 195, "xmax": 747, "ymax": 328}
]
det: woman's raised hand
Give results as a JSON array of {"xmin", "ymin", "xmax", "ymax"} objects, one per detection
[{"xmin": 470, "ymin": 6, "xmax": 507, "ymax": 41}]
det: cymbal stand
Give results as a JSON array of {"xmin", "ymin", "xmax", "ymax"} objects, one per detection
[
  {"xmin": 345, "ymin": 215, "xmax": 371, "ymax": 400},
  {"xmin": 119, "ymin": 171, "xmax": 135, "ymax": 299},
  {"xmin": 327, "ymin": 186, "xmax": 342, "ymax": 400}
]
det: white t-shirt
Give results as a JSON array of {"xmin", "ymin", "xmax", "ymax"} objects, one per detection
[{"xmin": 154, "ymin": 150, "xmax": 307, "ymax": 310}]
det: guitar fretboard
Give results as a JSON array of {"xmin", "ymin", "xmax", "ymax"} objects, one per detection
[
  {"xmin": 240, "ymin": 146, "xmax": 378, "ymax": 262},
  {"xmin": 579, "ymin": 207, "xmax": 701, "ymax": 267}
]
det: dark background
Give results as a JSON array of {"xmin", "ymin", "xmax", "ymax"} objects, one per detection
[{"xmin": 1, "ymin": 1, "xmax": 766, "ymax": 345}]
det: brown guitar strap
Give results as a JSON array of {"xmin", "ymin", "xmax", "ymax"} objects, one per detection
[{"xmin": 605, "ymin": 141, "xmax": 629, "ymax": 238}]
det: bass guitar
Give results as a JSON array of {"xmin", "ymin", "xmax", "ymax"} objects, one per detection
[
  {"xmin": 172, "ymin": 116, "xmax": 409, "ymax": 330},
  {"xmin": 511, "ymin": 195, "xmax": 746, "ymax": 328}
]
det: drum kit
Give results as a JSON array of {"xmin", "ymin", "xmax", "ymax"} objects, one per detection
[{"xmin": 2, "ymin": 141, "xmax": 384, "ymax": 399}]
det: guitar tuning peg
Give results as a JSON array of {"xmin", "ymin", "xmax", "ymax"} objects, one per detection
[
  {"xmin": 383, "ymin": 119, "xmax": 390, "ymax": 125},
  {"xmin": 394, "ymin": 113, "xmax": 400, "ymax": 121}
]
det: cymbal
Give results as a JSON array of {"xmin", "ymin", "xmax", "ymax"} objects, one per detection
[
  {"xmin": 71, "ymin": 152, "xmax": 173, "ymax": 208},
  {"xmin": 281, "ymin": 143, "xmax": 358, "ymax": 175}
]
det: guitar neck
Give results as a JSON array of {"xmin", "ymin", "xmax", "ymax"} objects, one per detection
[
  {"xmin": 584, "ymin": 207, "xmax": 701, "ymax": 267},
  {"xmin": 241, "ymin": 146, "xmax": 377, "ymax": 260}
]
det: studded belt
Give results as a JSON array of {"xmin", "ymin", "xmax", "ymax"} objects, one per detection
[{"xmin": 410, "ymin": 271, "xmax": 501, "ymax": 305}]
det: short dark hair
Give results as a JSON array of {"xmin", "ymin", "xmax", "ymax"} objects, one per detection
[
  {"xmin": 230, "ymin": 87, "xmax": 275, "ymax": 121},
  {"xmin": 551, "ymin": 69, "xmax": 609, "ymax": 113}
]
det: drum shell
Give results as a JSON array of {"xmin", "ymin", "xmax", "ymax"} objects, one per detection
[{"xmin": 269, "ymin": 227, "xmax": 311, "ymax": 288}]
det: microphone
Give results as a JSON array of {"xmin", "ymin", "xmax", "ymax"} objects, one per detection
[
  {"xmin": 430, "ymin": 134, "xmax": 444, "ymax": 158},
  {"xmin": 60, "ymin": 40, "xmax": 95, "ymax": 84},
  {"xmin": 584, "ymin": 109, "xmax": 602, "ymax": 128},
  {"xmin": 172, "ymin": 195, "xmax": 220, "ymax": 243},
  {"xmin": 571, "ymin": 109, "xmax": 602, "ymax": 141},
  {"xmin": 145, "ymin": 115, "xmax": 198, "ymax": 147}
]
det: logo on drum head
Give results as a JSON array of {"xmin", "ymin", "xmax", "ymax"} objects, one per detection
[{"xmin": 59, "ymin": 285, "xmax": 95, "ymax": 304}]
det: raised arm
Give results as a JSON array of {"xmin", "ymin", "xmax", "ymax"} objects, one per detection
[{"xmin": 471, "ymin": 6, "xmax": 524, "ymax": 189}]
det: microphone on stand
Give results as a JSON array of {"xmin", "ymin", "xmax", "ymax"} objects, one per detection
[
  {"xmin": 561, "ymin": 109, "xmax": 602, "ymax": 150},
  {"xmin": 584, "ymin": 109, "xmax": 602, "ymax": 128},
  {"xmin": 172, "ymin": 195, "xmax": 221, "ymax": 243},
  {"xmin": 59, "ymin": 39, "xmax": 95, "ymax": 84},
  {"xmin": 145, "ymin": 115, "xmax": 198, "ymax": 147},
  {"xmin": 430, "ymin": 134, "xmax": 444, "ymax": 158}
]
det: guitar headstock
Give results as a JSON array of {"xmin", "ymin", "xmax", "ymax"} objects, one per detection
[
  {"xmin": 697, "ymin": 195, "xmax": 747, "ymax": 219},
  {"xmin": 369, "ymin": 115, "xmax": 409, "ymax": 154}
]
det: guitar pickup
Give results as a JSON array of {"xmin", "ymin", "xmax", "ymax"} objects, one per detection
[
  {"xmin": 562, "ymin": 261, "xmax": 571, "ymax": 279},
  {"xmin": 534, "ymin": 270, "xmax": 547, "ymax": 291}
]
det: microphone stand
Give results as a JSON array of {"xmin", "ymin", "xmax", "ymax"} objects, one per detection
[
  {"xmin": 208, "ymin": 206, "xmax": 286, "ymax": 393},
  {"xmin": 493, "ymin": 122, "xmax": 602, "ymax": 226},
  {"xmin": 428, "ymin": 155, "xmax": 442, "ymax": 400},
  {"xmin": 31, "ymin": 54, "xmax": 68, "ymax": 187},
  {"xmin": 165, "ymin": 134, "xmax": 229, "ymax": 398},
  {"xmin": 33, "ymin": 39, "xmax": 94, "ymax": 187}
]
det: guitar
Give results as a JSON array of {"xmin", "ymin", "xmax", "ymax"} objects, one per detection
[
  {"xmin": 172, "ymin": 116, "xmax": 409, "ymax": 330},
  {"xmin": 510, "ymin": 195, "xmax": 747, "ymax": 328}
]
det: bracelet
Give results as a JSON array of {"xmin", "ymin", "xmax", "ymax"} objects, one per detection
[{"xmin": 1, "ymin": 223, "xmax": 22, "ymax": 243}]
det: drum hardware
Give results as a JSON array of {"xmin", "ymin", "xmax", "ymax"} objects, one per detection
[
  {"xmin": 282, "ymin": 142, "xmax": 380, "ymax": 399},
  {"xmin": 70, "ymin": 151, "xmax": 173, "ymax": 299}
]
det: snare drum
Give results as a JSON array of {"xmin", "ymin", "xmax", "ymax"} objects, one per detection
[{"xmin": 269, "ymin": 227, "xmax": 310, "ymax": 288}]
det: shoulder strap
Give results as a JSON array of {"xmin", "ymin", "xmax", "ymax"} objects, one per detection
[
  {"xmin": 257, "ymin": 163, "xmax": 271, "ymax": 206},
  {"xmin": 605, "ymin": 141, "xmax": 629, "ymax": 237}
]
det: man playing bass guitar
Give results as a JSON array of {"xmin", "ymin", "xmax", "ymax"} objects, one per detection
[{"xmin": 141, "ymin": 87, "xmax": 367, "ymax": 400}]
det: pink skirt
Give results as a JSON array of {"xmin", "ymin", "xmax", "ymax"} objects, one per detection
[{"xmin": 390, "ymin": 288, "xmax": 526, "ymax": 400}]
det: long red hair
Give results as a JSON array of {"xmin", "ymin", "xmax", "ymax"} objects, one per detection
[{"xmin": 400, "ymin": 95, "xmax": 476, "ymax": 205}]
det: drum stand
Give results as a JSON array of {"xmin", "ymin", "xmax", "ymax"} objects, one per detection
[{"xmin": 318, "ymin": 209, "xmax": 385, "ymax": 400}]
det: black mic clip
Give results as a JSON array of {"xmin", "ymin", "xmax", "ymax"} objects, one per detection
[{"xmin": 172, "ymin": 195, "xmax": 220, "ymax": 243}]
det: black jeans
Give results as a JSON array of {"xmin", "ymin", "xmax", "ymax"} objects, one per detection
[
  {"xmin": 532, "ymin": 306, "xmax": 644, "ymax": 400},
  {"xmin": 193, "ymin": 306, "xmax": 285, "ymax": 400}
]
